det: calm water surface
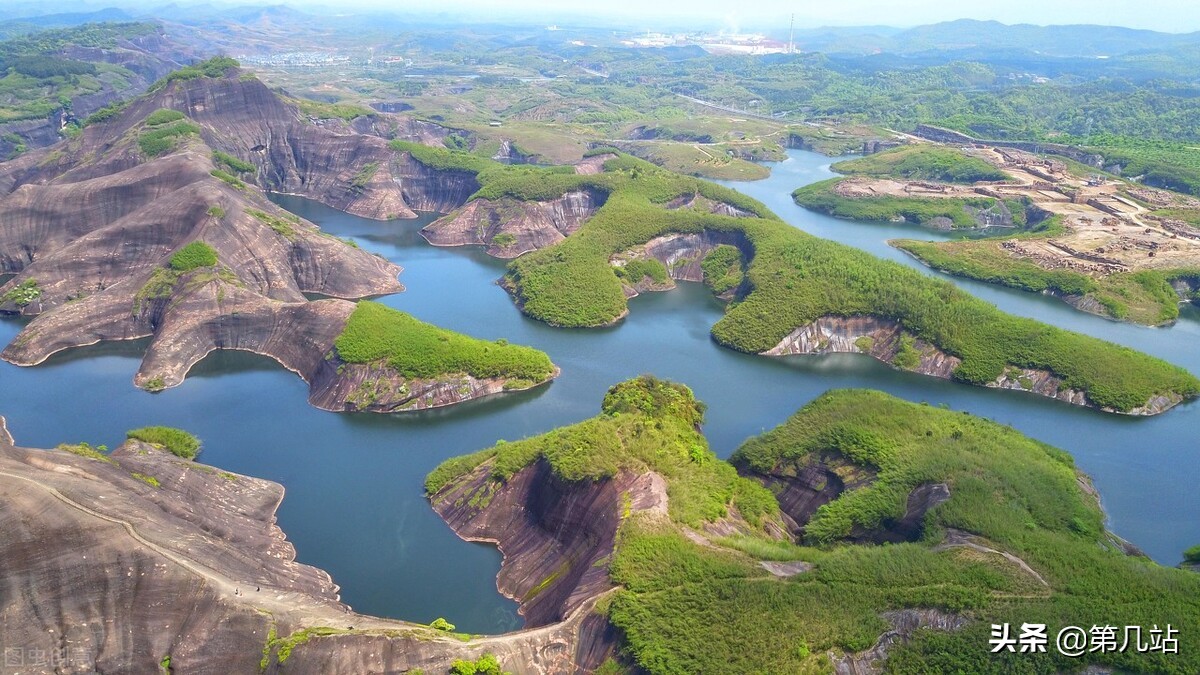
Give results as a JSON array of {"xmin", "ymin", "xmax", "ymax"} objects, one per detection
[{"xmin": 1, "ymin": 150, "xmax": 1196, "ymax": 633}]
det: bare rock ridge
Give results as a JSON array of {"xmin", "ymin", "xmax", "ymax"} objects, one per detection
[
  {"xmin": 422, "ymin": 188, "xmax": 606, "ymax": 258},
  {"xmin": 0, "ymin": 421, "xmax": 616, "ymax": 674}
]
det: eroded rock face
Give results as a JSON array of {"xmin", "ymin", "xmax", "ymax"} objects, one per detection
[
  {"xmin": 0, "ymin": 418, "xmax": 622, "ymax": 675},
  {"xmin": 740, "ymin": 451, "xmax": 877, "ymax": 538},
  {"xmin": 612, "ymin": 229, "xmax": 751, "ymax": 298},
  {"xmin": 308, "ymin": 358, "xmax": 556, "ymax": 413},
  {"xmin": 422, "ymin": 189, "xmax": 604, "ymax": 259},
  {"xmin": 433, "ymin": 458, "xmax": 666, "ymax": 628},
  {"xmin": 763, "ymin": 315, "xmax": 1169, "ymax": 413},
  {"xmin": 831, "ymin": 609, "xmax": 968, "ymax": 675}
]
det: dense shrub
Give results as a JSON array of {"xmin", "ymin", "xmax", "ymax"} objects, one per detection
[
  {"xmin": 169, "ymin": 241, "xmax": 218, "ymax": 271},
  {"xmin": 126, "ymin": 426, "xmax": 201, "ymax": 459}
]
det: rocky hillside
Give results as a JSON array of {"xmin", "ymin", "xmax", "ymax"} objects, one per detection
[
  {"xmin": 0, "ymin": 416, "xmax": 604, "ymax": 674},
  {"xmin": 0, "ymin": 60, "xmax": 554, "ymax": 410}
]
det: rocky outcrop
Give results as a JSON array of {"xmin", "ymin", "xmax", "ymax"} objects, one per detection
[
  {"xmin": 0, "ymin": 418, "xmax": 621, "ymax": 674},
  {"xmin": 421, "ymin": 189, "xmax": 604, "ymax": 258},
  {"xmin": 433, "ymin": 458, "xmax": 667, "ymax": 628},
  {"xmin": 308, "ymin": 358, "xmax": 557, "ymax": 413},
  {"xmin": 739, "ymin": 451, "xmax": 876, "ymax": 538},
  {"xmin": 765, "ymin": 315, "xmax": 962, "ymax": 378},
  {"xmin": 913, "ymin": 124, "xmax": 1105, "ymax": 168},
  {"xmin": 665, "ymin": 192, "xmax": 756, "ymax": 218},
  {"xmin": 611, "ymin": 229, "xmax": 751, "ymax": 298},
  {"xmin": 831, "ymin": 609, "xmax": 968, "ymax": 675}
]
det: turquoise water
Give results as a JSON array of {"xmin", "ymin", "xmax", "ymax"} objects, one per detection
[{"xmin": 1, "ymin": 150, "xmax": 1196, "ymax": 634}]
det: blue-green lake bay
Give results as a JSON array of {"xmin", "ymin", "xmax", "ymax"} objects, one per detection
[{"xmin": 1, "ymin": 150, "xmax": 1196, "ymax": 633}]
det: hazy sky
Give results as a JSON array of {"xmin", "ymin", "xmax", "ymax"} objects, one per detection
[{"xmin": 362, "ymin": 0, "xmax": 1200, "ymax": 33}]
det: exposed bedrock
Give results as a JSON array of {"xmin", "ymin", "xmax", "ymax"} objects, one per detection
[
  {"xmin": 0, "ymin": 419, "xmax": 618, "ymax": 674},
  {"xmin": 393, "ymin": 153, "xmax": 481, "ymax": 215},
  {"xmin": 664, "ymin": 192, "xmax": 757, "ymax": 218},
  {"xmin": 831, "ymin": 609, "xmax": 968, "ymax": 675},
  {"xmin": 763, "ymin": 314, "xmax": 1172, "ymax": 413},
  {"xmin": 421, "ymin": 189, "xmax": 605, "ymax": 258},
  {"xmin": 433, "ymin": 458, "xmax": 667, "ymax": 629},
  {"xmin": 611, "ymin": 229, "xmax": 752, "ymax": 297},
  {"xmin": 308, "ymin": 358, "xmax": 558, "ymax": 413},
  {"xmin": 737, "ymin": 451, "xmax": 877, "ymax": 538}
]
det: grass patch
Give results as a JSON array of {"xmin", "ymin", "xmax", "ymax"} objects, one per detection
[
  {"xmin": 292, "ymin": 97, "xmax": 373, "ymax": 121},
  {"xmin": 137, "ymin": 120, "xmax": 200, "ymax": 158},
  {"xmin": 126, "ymin": 426, "xmax": 201, "ymax": 459},
  {"xmin": 144, "ymin": 108, "xmax": 184, "ymax": 126},
  {"xmin": 247, "ymin": 209, "xmax": 297, "ymax": 239},
  {"xmin": 832, "ymin": 145, "xmax": 1010, "ymax": 183},
  {"xmin": 213, "ymin": 150, "xmax": 255, "ymax": 174},
  {"xmin": 130, "ymin": 472, "xmax": 161, "ymax": 488},
  {"xmin": 334, "ymin": 301, "xmax": 554, "ymax": 382},
  {"xmin": 57, "ymin": 442, "xmax": 115, "ymax": 464},
  {"xmin": 210, "ymin": 169, "xmax": 245, "ymax": 190},
  {"xmin": 169, "ymin": 242, "xmax": 218, "ymax": 272},
  {"xmin": 1, "ymin": 278, "xmax": 40, "ymax": 307}
]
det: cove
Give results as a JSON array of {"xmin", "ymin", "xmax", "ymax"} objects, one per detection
[{"xmin": 0, "ymin": 150, "xmax": 1196, "ymax": 636}]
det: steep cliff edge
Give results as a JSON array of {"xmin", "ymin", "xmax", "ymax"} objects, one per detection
[
  {"xmin": 422, "ymin": 188, "xmax": 604, "ymax": 258},
  {"xmin": 432, "ymin": 458, "xmax": 666, "ymax": 627}
]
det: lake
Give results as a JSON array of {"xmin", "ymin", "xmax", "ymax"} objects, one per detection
[{"xmin": 1, "ymin": 149, "xmax": 1196, "ymax": 633}]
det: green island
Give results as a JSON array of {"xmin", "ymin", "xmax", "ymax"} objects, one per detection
[
  {"xmin": 428, "ymin": 378, "xmax": 1200, "ymax": 674},
  {"xmin": 334, "ymin": 301, "xmax": 555, "ymax": 383},
  {"xmin": 895, "ymin": 238, "xmax": 1198, "ymax": 326},
  {"xmin": 792, "ymin": 177, "xmax": 1033, "ymax": 229},
  {"xmin": 831, "ymin": 145, "xmax": 1011, "ymax": 184},
  {"xmin": 394, "ymin": 143, "xmax": 1198, "ymax": 412}
]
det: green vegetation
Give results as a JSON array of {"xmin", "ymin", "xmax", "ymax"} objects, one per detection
[
  {"xmin": 1, "ymin": 278, "xmax": 40, "ymax": 306},
  {"xmin": 793, "ymin": 178, "xmax": 1022, "ymax": 229},
  {"xmin": 429, "ymin": 617, "xmax": 455, "ymax": 632},
  {"xmin": 247, "ymin": 208, "xmax": 297, "ymax": 239},
  {"xmin": 137, "ymin": 120, "xmax": 200, "ymax": 158},
  {"xmin": 1184, "ymin": 545, "xmax": 1200, "ymax": 565},
  {"xmin": 492, "ymin": 232, "xmax": 517, "ymax": 248},
  {"xmin": 0, "ymin": 23, "xmax": 158, "ymax": 123},
  {"xmin": 149, "ymin": 56, "xmax": 239, "ymax": 92},
  {"xmin": 206, "ymin": 206, "xmax": 225, "ymax": 218},
  {"xmin": 57, "ymin": 442, "xmax": 115, "ymax": 464},
  {"xmin": 379, "ymin": 143, "xmax": 1200, "ymax": 411},
  {"xmin": 292, "ymin": 97, "xmax": 373, "ymax": 121},
  {"xmin": 144, "ymin": 108, "xmax": 184, "ymax": 126},
  {"xmin": 700, "ymin": 244, "xmax": 744, "ymax": 294},
  {"xmin": 213, "ymin": 150, "xmax": 255, "ymax": 174},
  {"xmin": 832, "ymin": 144, "xmax": 1011, "ymax": 183},
  {"xmin": 130, "ymin": 472, "xmax": 161, "ymax": 488},
  {"xmin": 126, "ymin": 426, "xmax": 201, "ymax": 460},
  {"xmin": 169, "ymin": 242, "xmax": 218, "ymax": 272},
  {"xmin": 614, "ymin": 258, "xmax": 668, "ymax": 285},
  {"xmin": 449, "ymin": 654, "xmax": 508, "ymax": 675},
  {"xmin": 83, "ymin": 100, "xmax": 129, "ymax": 126},
  {"xmin": 334, "ymin": 301, "xmax": 555, "ymax": 382},
  {"xmin": 210, "ymin": 169, "xmax": 245, "ymax": 190},
  {"xmin": 349, "ymin": 162, "xmax": 378, "ymax": 192},
  {"xmin": 895, "ymin": 239, "xmax": 1190, "ymax": 326},
  {"xmin": 426, "ymin": 376, "xmax": 779, "ymax": 529},
  {"xmin": 389, "ymin": 139, "xmax": 493, "ymax": 174},
  {"xmin": 593, "ymin": 388, "xmax": 1200, "ymax": 673}
]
